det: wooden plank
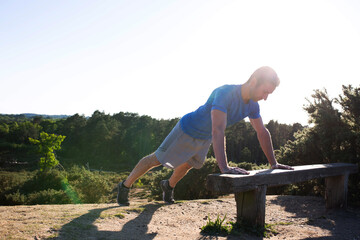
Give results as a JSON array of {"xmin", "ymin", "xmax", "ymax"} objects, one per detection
[
  {"xmin": 206, "ymin": 163, "xmax": 358, "ymax": 194},
  {"xmin": 325, "ymin": 174, "xmax": 349, "ymax": 209},
  {"xmin": 235, "ymin": 185, "xmax": 267, "ymax": 227}
]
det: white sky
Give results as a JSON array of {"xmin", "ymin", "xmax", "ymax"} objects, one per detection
[{"xmin": 1, "ymin": 0, "xmax": 359, "ymax": 125}]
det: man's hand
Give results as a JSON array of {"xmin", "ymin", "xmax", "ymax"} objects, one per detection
[
  {"xmin": 271, "ymin": 163, "xmax": 294, "ymax": 170},
  {"xmin": 222, "ymin": 166, "xmax": 250, "ymax": 175}
]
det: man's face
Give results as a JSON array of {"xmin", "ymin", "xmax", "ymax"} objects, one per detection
[{"xmin": 250, "ymin": 81, "xmax": 276, "ymax": 102}]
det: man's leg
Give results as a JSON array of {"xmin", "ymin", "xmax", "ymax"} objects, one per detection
[
  {"xmin": 169, "ymin": 162, "xmax": 193, "ymax": 188},
  {"xmin": 161, "ymin": 162, "xmax": 193, "ymax": 203},
  {"xmin": 118, "ymin": 153, "xmax": 161, "ymax": 205},
  {"xmin": 124, "ymin": 153, "xmax": 161, "ymax": 187}
]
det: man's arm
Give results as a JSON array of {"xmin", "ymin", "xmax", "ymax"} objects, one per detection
[
  {"xmin": 211, "ymin": 109, "xmax": 249, "ymax": 174},
  {"xmin": 250, "ymin": 117, "xmax": 293, "ymax": 170}
]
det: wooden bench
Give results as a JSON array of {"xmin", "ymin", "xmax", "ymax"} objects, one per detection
[{"xmin": 206, "ymin": 163, "xmax": 358, "ymax": 227}]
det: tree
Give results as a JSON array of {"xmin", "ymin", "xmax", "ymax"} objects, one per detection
[
  {"xmin": 276, "ymin": 85, "xmax": 360, "ymax": 202},
  {"xmin": 29, "ymin": 132, "xmax": 66, "ymax": 171}
]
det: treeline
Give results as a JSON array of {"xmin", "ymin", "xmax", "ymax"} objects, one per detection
[
  {"xmin": 0, "ymin": 112, "xmax": 301, "ymax": 172},
  {"xmin": 0, "ymin": 84, "xmax": 359, "ymax": 206}
]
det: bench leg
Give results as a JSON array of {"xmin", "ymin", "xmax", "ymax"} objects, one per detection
[
  {"xmin": 235, "ymin": 185, "xmax": 267, "ymax": 228},
  {"xmin": 325, "ymin": 173, "xmax": 349, "ymax": 209}
]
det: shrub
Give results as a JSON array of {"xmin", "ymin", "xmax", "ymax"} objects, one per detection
[
  {"xmin": 4, "ymin": 189, "xmax": 27, "ymax": 205},
  {"xmin": 0, "ymin": 166, "xmax": 122, "ymax": 205},
  {"xmin": 149, "ymin": 158, "xmax": 265, "ymax": 201},
  {"xmin": 0, "ymin": 169, "xmax": 67, "ymax": 205},
  {"xmin": 66, "ymin": 166, "xmax": 113, "ymax": 203},
  {"xmin": 20, "ymin": 169, "xmax": 66, "ymax": 194},
  {"xmin": 0, "ymin": 171, "xmax": 34, "ymax": 193},
  {"xmin": 26, "ymin": 189, "xmax": 72, "ymax": 204}
]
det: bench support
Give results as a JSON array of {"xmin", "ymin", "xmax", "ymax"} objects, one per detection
[
  {"xmin": 235, "ymin": 185, "xmax": 267, "ymax": 227},
  {"xmin": 325, "ymin": 173, "xmax": 349, "ymax": 209}
]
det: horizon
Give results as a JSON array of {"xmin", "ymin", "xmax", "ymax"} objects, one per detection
[{"xmin": 0, "ymin": 110, "xmax": 308, "ymax": 126}]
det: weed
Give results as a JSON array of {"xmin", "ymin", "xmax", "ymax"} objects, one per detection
[
  {"xmin": 100, "ymin": 212, "xmax": 125, "ymax": 219},
  {"xmin": 229, "ymin": 220, "xmax": 280, "ymax": 238},
  {"xmin": 201, "ymin": 215, "xmax": 290, "ymax": 238},
  {"xmin": 276, "ymin": 221, "xmax": 293, "ymax": 225},
  {"xmin": 114, "ymin": 213, "xmax": 125, "ymax": 219},
  {"xmin": 200, "ymin": 214, "xmax": 230, "ymax": 236},
  {"xmin": 125, "ymin": 207, "xmax": 145, "ymax": 214}
]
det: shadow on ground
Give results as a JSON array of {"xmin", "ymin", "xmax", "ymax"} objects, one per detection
[
  {"xmin": 269, "ymin": 195, "xmax": 360, "ymax": 240},
  {"xmin": 53, "ymin": 203, "xmax": 163, "ymax": 240}
]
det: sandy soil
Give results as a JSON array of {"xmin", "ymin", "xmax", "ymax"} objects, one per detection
[{"xmin": 1, "ymin": 192, "xmax": 359, "ymax": 240}]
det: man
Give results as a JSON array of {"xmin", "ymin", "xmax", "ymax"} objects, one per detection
[{"xmin": 117, "ymin": 66, "xmax": 293, "ymax": 206}]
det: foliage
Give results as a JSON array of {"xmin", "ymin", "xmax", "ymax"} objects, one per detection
[
  {"xmin": 1, "ymin": 85, "xmax": 359, "ymax": 205},
  {"xmin": 224, "ymin": 120, "xmax": 302, "ymax": 165},
  {"xmin": 229, "ymin": 220, "xmax": 280, "ymax": 238},
  {"xmin": 0, "ymin": 167, "xmax": 124, "ymax": 205},
  {"xmin": 148, "ymin": 158, "xmax": 266, "ymax": 201},
  {"xmin": 0, "ymin": 170, "xmax": 35, "ymax": 193},
  {"xmin": 29, "ymin": 132, "xmax": 66, "ymax": 171},
  {"xmin": 1, "ymin": 110, "xmax": 301, "ymax": 172},
  {"xmin": 26, "ymin": 189, "xmax": 72, "ymax": 205},
  {"xmin": 276, "ymin": 85, "xmax": 360, "ymax": 203},
  {"xmin": 0, "ymin": 169, "xmax": 70, "ymax": 205},
  {"xmin": 200, "ymin": 214, "xmax": 280, "ymax": 238},
  {"xmin": 201, "ymin": 214, "xmax": 230, "ymax": 236},
  {"xmin": 66, "ymin": 165, "xmax": 114, "ymax": 203}
]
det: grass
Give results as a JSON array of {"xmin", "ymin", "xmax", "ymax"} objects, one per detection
[
  {"xmin": 201, "ymin": 214, "xmax": 293, "ymax": 238},
  {"xmin": 99, "ymin": 212, "xmax": 125, "ymax": 219},
  {"xmin": 125, "ymin": 207, "xmax": 146, "ymax": 214},
  {"xmin": 201, "ymin": 214, "xmax": 230, "ymax": 236}
]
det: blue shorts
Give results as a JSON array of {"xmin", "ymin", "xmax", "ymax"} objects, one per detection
[{"xmin": 155, "ymin": 122, "xmax": 212, "ymax": 169}]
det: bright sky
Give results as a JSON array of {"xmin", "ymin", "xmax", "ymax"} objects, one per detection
[{"xmin": 1, "ymin": 0, "xmax": 359, "ymax": 125}]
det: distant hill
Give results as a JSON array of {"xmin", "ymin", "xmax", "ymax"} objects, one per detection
[
  {"xmin": 22, "ymin": 113, "xmax": 69, "ymax": 119},
  {"xmin": 0, "ymin": 113, "xmax": 70, "ymax": 120}
]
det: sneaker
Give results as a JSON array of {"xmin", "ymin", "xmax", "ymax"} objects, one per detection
[
  {"xmin": 160, "ymin": 180, "xmax": 175, "ymax": 204},
  {"xmin": 117, "ymin": 180, "xmax": 130, "ymax": 206}
]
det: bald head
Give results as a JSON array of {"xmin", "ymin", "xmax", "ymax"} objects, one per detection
[{"xmin": 247, "ymin": 66, "xmax": 280, "ymax": 87}]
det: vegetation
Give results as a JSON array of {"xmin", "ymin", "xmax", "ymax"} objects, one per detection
[
  {"xmin": 200, "ymin": 214, "xmax": 282, "ymax": 238},
  {"xmin": 201, "ymin": 214, "xmax": 230, "ymax": 236},
  {"xmin": 29, "ymin": 132, "xmax": 66, "ymax": 171},
  {"xmin": 0, "ymin": 167, "xmax": 129, "ymax": 205},
  {"xmin": 276, "ymin": 85, "xmax": 360, "ymax": 204},
  {"xmin": 0, "ymin": 111, "xmax": 301, "ymax": 172},
  {"xmin": 149, "ymin": 158, "xmax": 267, "ymax": 201},
  {"xmin": 0, "ymin": 84, "xmax": 359, "ymax": 206}
]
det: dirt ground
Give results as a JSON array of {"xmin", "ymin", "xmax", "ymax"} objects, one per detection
[{"xmin": 1, "ymin": 192, "xmax": 360, "ymax": 240}]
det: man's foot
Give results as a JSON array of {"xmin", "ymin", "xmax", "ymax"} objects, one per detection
[
  {"xmin": 117, "ymin": 180, "xmax": 130, "ymax": 206},
  {"xmin": 160, "ymin": 180, "xmax": 174, "ymax": 204}
]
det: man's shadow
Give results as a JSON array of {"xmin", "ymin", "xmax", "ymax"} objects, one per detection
[{"xmin": 54, "ymin": 203, "xmax": 163, "ymax": 240}]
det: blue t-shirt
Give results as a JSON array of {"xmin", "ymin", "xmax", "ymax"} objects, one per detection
[{"xmin": 180, "ymin": 84, "xmax": 260, "ymax": 139}]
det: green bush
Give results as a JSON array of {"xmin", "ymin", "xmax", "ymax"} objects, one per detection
[
  {"xmin": 0, "ymin": 159, "xmax": 268, "ymax": 205},
  {"xmin": 26, "ymin": 189, "xmax": 72, "ymax": 204},
  {"xmin": 0, "ymin": 166, "xmax": 123, "ymax": 205},
  {"xmin": 4, "ymin": 189, "xmax": 27, "ymax": 205},
  {"xmin": 66, "ymin": 166, "xmax": 114, "ymax": 203},
  {"xmin": 0, "ymin": 171, "xmax": 34, "ymax": 193},
  {"xmin": 21, "ymin": 169, "xmax": 66, "ymax": 193},
  {"xmin": 0, "ymin": 169, "xmax": 69, "ymax": 205},
  {"xmin": 149, "ymin": 158, "xmax": 265, "ymax": 201}
]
